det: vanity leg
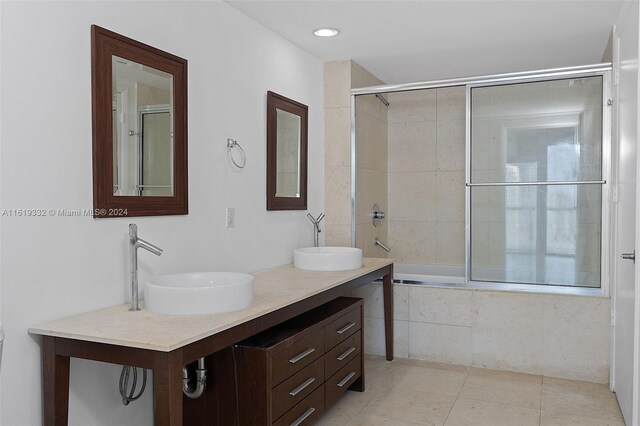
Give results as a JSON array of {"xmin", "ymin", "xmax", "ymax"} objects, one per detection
[
  {"xmin": 153, "ymin": 351, "xmax": 184, "ymax": 426},
  {"xmin": 382, "ymin": 267, "xmax": 394, "ymax": 361},
  {"xmin": 42, "ymin": 336, "xmax": 70, "ymax": 426}
]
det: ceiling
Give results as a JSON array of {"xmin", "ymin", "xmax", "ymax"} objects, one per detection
[{"xmin": 225, "ymin": 1, "xmax": 624, "ymax": 84}]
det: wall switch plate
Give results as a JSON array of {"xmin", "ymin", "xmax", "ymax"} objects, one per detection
[{"xmin": 226, "ymin": 207, "xmax": 235, "ymax": 228}]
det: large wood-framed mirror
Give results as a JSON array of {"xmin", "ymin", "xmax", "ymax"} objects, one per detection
[
  {"xmin": 266, "ymin": 91, "xmax": 308, "ymax": 211},
  {"xmin": 91, "ymin": 25, "xmax": 188, "ymax": 218}
]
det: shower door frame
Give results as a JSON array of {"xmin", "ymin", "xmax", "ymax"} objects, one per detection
[{"xmin": 351, "ymin": 63, "xmax": 612, "ymax": 297}]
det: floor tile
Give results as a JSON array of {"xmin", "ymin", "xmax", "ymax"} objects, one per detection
[
  {"xmin": 315, "ymin": 356, "xmax": 625, "ymax": 426},
  {"xmin": 541, "ymin": 377, "xmax": 623, "ymax": 423},
  {"xmin": 444, "ymin": 398, "xmax": 540, "ymax": 426},
  {"xmin": 458, "ymin": 374, "xmax": 542, "ymax": 409}
]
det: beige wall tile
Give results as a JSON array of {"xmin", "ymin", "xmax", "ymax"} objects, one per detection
[
  {"xmin": 388, "ymin": 172, "xmax": 437, "ymax": 221},
  {"xmin": 364, "ymin": 317, "xmax": 409, "ymax": 358},
  {"xmin": 351, "ymin": 60, "xmax": 384, "ymax": 89},
  {"xmin": 436, "ymin": 171, "xmax": 465, "ymax": 222},
  {"xmin": 325, "ymin": 166, "xmax": 351, "ymax": 225},
  {"xmin": 408, "ymin": 322, "xmax": 473, "ymax": 365},
  {"xmin": 542, "ymin": 295, "xmax": 610, "ymax": 338},
  {"xmin": 324, "ymin": 60, "xmax": 351, "ymax": 108},
  {"xmin": 474, "ymin": 292, "xmax": 543, "ymax": 333},
  {"xmin": 356, "ymin": 113, "xmax": 387, "ymax": 172},
  {"xmin": 436, "ymin": 221, "xmax": 465, "ymax": 265},
  {"xmin": 355, "ymin": 93, "xmax": 387, "ymax": 122},
  {"xmin": 436, "ymin": 86, "xmax": 466, "ymax": 121},
  {"xmin": 388, "ymin": 91, "xmax": 437, "ymax": 124},
  {"xmin": 324, "ymin": 224, "xmax": 351, "ymax": 247},
  {"xmin": 472, "ymin": 328, "xmax": 544, "ymax": 375},
  {"xmin": 388, "ymin": 221, "xmax": 436, "ymax": 264},
  {"xmin": 352, "ymin": 283, "xmax": 409, "ymax": 321},
  {"xmin": 356, "ymin": 168, "xmax": 386, "ymax": 224},
  {"xmin": 388, "ymin": 121, "xmax": 437, "ymax": 172},
  {"xmin": 324, "ymin": 107, "xmax": 351, "ymax": 167},
  {"xmin": 543, "ymin": 333, "xmax": 609, "ymax": 384},
  {"xmin": 356, "ymin": 223, "xmax": 376, "ymax": 257},
  {"xmin": 409, "ymin": 286, "xmax": 474, "ymax": 326},
  {"xmin": 437, "ymin": 119, "xmax": 465, "ymax": 171}
]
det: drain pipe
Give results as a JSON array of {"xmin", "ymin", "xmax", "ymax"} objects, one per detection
[{"xmin": 182, "ymin": 357, "xmax": 207, "ymax": 399}]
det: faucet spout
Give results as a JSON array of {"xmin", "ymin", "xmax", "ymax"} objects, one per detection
[
  {"xmin": 307, "ymin": 213, "xmax": 325, "ymax": 247},
  {"xmin": 136, "ymin": 238, "xmax": 163, "ymax": 256},
  {"xmin": 129, "ymin": 224, "xmax": 162, "ymax": 311}
]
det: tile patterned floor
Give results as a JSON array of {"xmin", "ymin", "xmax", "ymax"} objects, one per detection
[{"xmin": 317, "ymin": 355, "xmax": 625, "ymax": 426}]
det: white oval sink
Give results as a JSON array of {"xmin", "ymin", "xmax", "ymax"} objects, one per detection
[
  {"xmin": 294, "ymin": 247, "xmax": 363, "ymax": 271},
  {"xmin": 144, "ymin": 272, "xmax": 254, "ymax": 315}
]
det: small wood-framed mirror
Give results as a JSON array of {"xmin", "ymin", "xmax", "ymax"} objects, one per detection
[
  {"xmin": 91, "ymin": 25, "xmax": 188, "ymax": 218},
  {"xmin": 266, "ymin": 91, "xmax": 308, "ymax": 211}
]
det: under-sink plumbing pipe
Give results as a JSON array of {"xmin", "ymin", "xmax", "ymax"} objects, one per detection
[{"xmin": 183, "ymin": 357, "xmax": 207, "ymax": 399}]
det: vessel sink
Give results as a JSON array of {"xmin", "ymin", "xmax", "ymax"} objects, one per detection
[
  {"xmin": 144, "ymin": 272, "xmax": 254, "ymax": 315},
  {"xmin": 294, "ymin": 247, "xmax": 363, "ymax": 271}
]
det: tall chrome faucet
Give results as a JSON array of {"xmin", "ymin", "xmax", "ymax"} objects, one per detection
[
  {"xmin": 129, "ymin": 224, "xmax": 163, "ymax": 311},
  {"xmin": 306, "ymin": 213, "xmax": 325, "ymax": 247}
]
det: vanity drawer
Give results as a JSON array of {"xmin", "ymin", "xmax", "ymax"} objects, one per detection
[
  {"xmin": 272, "ymin": 357, "xmax": 324, "ymax": 420},
  {"xmin": 325, "ymin": 355, "xmax": 361, "ymax": 408},
  {"xmin": 324, "ymin": 306, "xmax": 361, "ymax": 350},
  {"xmin": 273, "ymin": 384, "xmax": 325, "ymax": 426},
  {"xmin": 271, "ymin": 331, "xmax": 325, "ymax": 387},
  {"xmin": 325, "ymin": 330, "xmax": 361, "ymax": 378}
]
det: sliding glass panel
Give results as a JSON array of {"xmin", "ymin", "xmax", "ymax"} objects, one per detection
[
  {"xmin": 470, "ymin": 76, "xmax": 603, "ymax": 184},
  {"xmin": 470, "ymin": 184, "xmax": 601, "ymax": 287}
]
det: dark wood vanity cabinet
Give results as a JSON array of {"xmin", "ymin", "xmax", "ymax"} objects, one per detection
[{"xmin": 234, "ymin": 297, "xmax": 364, "ymax": 425}]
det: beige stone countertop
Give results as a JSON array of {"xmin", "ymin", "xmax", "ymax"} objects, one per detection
[{"xmin": 29, "ymin": 258, "xmax": 393, "ymax": 352}]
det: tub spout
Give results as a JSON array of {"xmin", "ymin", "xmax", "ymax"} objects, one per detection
[{"xmin": 374, "ymin": 238, "xmax": 391, "ymax": 253}]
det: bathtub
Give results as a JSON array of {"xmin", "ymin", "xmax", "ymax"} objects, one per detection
[
  {"xmin": 387, "ymin": 263, "xmax": 603, "ymax": 296},
  {"xmin": 392, "ymin": 264, "xmax": 465, "ymax": 285}
]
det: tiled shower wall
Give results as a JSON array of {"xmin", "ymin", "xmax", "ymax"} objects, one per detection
[
  {"xmin": 355, "ymin": 93, "xmax": 388, "ymax": 258},
  {"xmin": 324, "ymin": 60, "xmax": 388, "ymax": 256},
  {"xmin": 387, "ymin": 88, "xmax": 466, "ymax": 265},
  {"xmin": 325, "ymin": 62, "xmax": 611, "ymax": 384}
]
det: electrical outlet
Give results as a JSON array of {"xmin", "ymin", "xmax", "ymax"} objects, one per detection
[{"xmin": 226, "ymin": 207, "xmax": 235, "ymax": 228}]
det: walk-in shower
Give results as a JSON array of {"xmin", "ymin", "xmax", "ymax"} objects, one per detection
[{"xmin": 352, "ymin": 63, "xmax": 611, "ymax": 294}]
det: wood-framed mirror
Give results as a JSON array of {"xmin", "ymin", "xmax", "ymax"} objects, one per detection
[
  {"xmin": 266, "ymin": 91, "xmax": 308, "ymax": 211},
  {"xmin": 91, "ymin": 25, "xmax": 188, "ymax": 218}
]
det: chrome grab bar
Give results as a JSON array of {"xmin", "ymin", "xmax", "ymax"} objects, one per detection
[
  {"xmin": 337, "ymin": 372, "xmax": 356, "ymax": 388},
  {"xmin": 336, "ymin": 346, "xmax": 356, "ymax": 361},
  {"xmin": 336, "ymin": 322, "xmax": 356, "ymax": 335},
  {"xmin": 289, "ymin": 348, "xmax": 315, "ymax": 364},
  {"xmin": 290, "ymin": 407, "xmax": 316, "ymax": 426},
  {"xmin": 289, "ymin": 377, "xmax": 316, "ymax": 397}
]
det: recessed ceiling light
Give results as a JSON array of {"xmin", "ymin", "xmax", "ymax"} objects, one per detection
[{"xmin": 313, "ymin": 28, "xmax": 340, "ymax": 38}]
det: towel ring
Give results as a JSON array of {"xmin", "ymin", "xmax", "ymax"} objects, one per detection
[{"xmin": 227, "ymin": 138, "xmax": 246, "ymax": 169}]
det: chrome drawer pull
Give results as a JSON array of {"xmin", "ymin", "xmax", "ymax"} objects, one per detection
[
  {"xmin": 336, "ymin": 322, "xmax": 356, "ymax": 335},
  {"xmin": 336, "ymin": 346, "xmax": 356, "ymax": 361},
  {"xmin": 289, "ymin": 377, "xmax": 316, "ymax": 396},
  {"xmin": 290, "ymin": 407, "xmax": 316, "ymax": 426},
  {"xmin": 337, "ymin": 371, "xmax": 356, "ymax": 388},
  {"xmin": 289, "ymin": 347, "xmax": 315, "ymax": 364}
]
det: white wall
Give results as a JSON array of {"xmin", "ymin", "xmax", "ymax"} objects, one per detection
[{"xmin": 0, "ymin": 2, "xmax": 323, "ymax": 424}]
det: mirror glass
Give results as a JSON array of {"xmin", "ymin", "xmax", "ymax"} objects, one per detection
[
  {"xmin": 275, "ymin": 108, "xmax": 301, "ymax": 198},
  {"xmin": 92, "ymin": 25, "xmax": 187, "ymax": 218},
  {"xmin": 112, "ymin": 56, "xmax": 174, "ymax": 196},
  {"xmin": 266, "ymin": 91, "xmax": 308, "ymax": 211}
]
